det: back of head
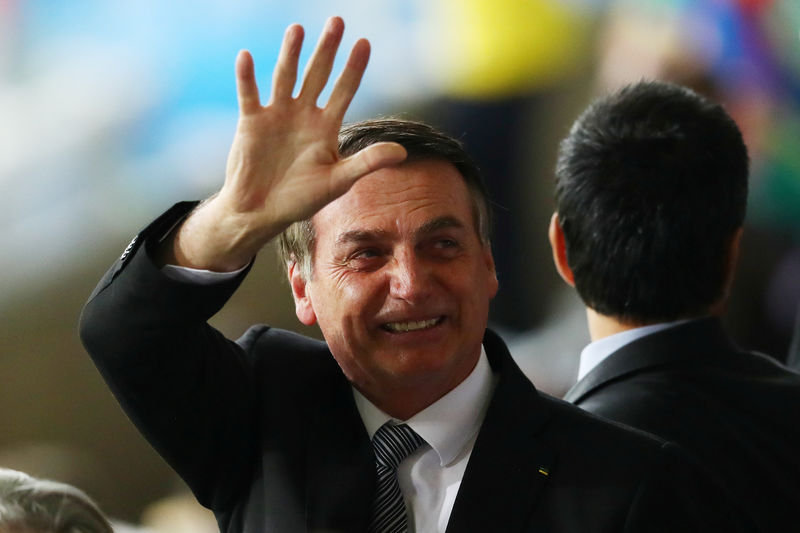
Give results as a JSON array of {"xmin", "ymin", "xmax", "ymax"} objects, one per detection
[
  {"xmin": 0, "ymin": 468, "xmax": 113, "ymax": 533},
  {"xmin": 555, "ymin": 81, "xmax": 748, "ymax": 323}
]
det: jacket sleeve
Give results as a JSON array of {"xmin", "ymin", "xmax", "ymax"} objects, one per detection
[{"xmin": 78, "ymin": 202, "xmax": 258, "ymax": 514}]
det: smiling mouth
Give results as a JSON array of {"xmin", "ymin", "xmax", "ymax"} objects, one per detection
[{"xmin": 382, "ymin": 317, "xmax": 444, "ymax": 333}]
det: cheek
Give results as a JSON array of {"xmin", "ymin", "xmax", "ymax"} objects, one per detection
[
  {"xmin": 312, "ymin": 276, "xmax": 385, "ymax": 329},
  {"xmin": 451, "ymin": 265, "xmax": 495, "ymax": 319},
  {"xmin": 343, "ymin": 274, "xmax": 389, "ymax": 315}
]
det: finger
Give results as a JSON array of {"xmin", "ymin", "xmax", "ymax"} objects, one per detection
[
  {"xmin": 236, "ymin": 50, "xmax": 261, "ymax": 115},
  {"xmin": 325, "ymin": 38, "xmax": 370, "ymax": 121},
  {"xmin": 270, "ymin": 23, "xmax": 304, "ymax": 103},
  {"xmin": 329, "ymin": 142, "xmax": 407, "ymax": 193},
  {"xmin": 297, "ymin": 16, "xmax": 345, "ymax": 105}
]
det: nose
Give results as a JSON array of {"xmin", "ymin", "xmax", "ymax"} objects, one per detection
[{"xmin": 388, "ymin": 249, "xmax": 432, "ymax": 303}]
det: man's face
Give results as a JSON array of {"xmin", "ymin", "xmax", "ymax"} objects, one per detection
[{"xmin": 290, "ymin": 159, "xmax": 498, "ymax": 403}]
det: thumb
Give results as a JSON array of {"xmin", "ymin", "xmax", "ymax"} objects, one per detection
[{"xmin": 330, "ymin": 142, "xmax": 407, "ymax": 193}]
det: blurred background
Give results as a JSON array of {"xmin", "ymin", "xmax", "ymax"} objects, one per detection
[{"xmin": 1, "ymin": 0, "xmax": 799, "ymax": 530}]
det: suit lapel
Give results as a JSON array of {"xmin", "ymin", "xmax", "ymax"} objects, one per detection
[
  {"xmin": 564, "ymin": 317, "xmax": 734, "ymax": 403},
  {"xmin": 305, "ymin": 373, "xmax": 375, "ymax": 533},
  {"xmin": 446, "ymin": 330, "xmax": 554, "ymax": 533}
]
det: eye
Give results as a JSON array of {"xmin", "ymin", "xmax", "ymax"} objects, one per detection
[
  {"xmin": 434, "ymin": 238, "xmax": 458, "ymax": 249},
  {"xmin": 346, "ymin": 248, "xmax": 385, "ymax": 271},
  {"xmin": 425, "ymin": 236, "xmax": 462, "ymax": 259},
  {"xmin": 353, "ymin": 248, "xmax": 380, "ymax": 259}
]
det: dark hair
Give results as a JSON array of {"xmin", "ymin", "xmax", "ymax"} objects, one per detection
[
  {"xmin": 278, "ymin": 118, "xmax": 491, "ymax": 278},
  {"xmin": 555, "ymin": 80, "xmax": 748, "ymax": 322}
]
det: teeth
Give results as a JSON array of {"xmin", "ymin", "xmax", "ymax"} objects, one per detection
[{"xmin": 384, "ymin": 318, "xmax": 439, "ymax": 332}]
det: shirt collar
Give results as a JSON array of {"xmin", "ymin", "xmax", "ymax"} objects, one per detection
[
  {"xmin": 353, "ymin": 345, "xmax": 495, "ymax": 467},
  {"xmin": 578, "ymin": 318, "xmax": 698, "ymax": 381}
]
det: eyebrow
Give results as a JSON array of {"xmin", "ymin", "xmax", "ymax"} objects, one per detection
[
  {"xmin": 335, "ymin": 229, "xmax": 391, "ymax": 246},
  {"xmin": 413, "ymin": 216, "xmax": 466, "ymax": 239},
  {"xmin": 334, "ymin": 216, "xmax": 466, "ymax": 246}
]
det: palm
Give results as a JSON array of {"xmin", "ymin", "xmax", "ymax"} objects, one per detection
[
  {"xmin": 220, "ymin": 18, "xmax": 405, "ymax": 236},
  {"xmin": 165, "ymin": 17, "xmax": 405, "ymax": 272}
]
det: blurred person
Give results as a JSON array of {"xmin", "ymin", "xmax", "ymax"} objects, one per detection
[
  {"xmin": 0, "ymin": 467, "xmax": 113, "ymax": 533},
  {"xmin": 550, "ymin": 80, "xmax": 800, "ymax": 532},
  {"xmin": 80, "ymin": 18, "xmax": 755, "ymax": 533}
]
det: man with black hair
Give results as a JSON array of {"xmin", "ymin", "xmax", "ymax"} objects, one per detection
[{"xmin": 552, "ymin": 80, "xmax": 800, "ymax": 532}]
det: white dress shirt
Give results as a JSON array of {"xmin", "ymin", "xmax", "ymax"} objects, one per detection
[
  {"xmin": 164, "ymin": 264, "xmax": 497, "ymax": 532},
  {"xmin": 162, "ymin": 263, "xmax": 248, "ymax": 284},
  {"xmin": 354, "ymin": 348, "xmax": 495, "ymax": 533}
]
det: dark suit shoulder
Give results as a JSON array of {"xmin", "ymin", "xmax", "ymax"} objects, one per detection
[
  {"xmin": 571, "ymin": 322, "xmax": 800, "ymax": 532},
  {"xmin": 546, "ymin": 392, "xmax": 661, "ymax": 438},
  {"xmin": 236, "ymin": 325, "xmax": 340, "ymax": 383},
  {"xmin": 580, "ymin": 348, "xmax": 800, "ymax": 438},
  {"xmin": 540, "ymin": 392, "xmax": 671, "ymax": 462},
  {"xmin": 486, "ymin": 392, "xmax": 752, "ymax": 532},
  {"xmin": 239, "ymin": 325, "xmax": 329, "ymax": 358}
]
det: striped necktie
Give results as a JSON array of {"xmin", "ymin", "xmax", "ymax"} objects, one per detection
[{"xmin": 368, "ymin": 423, "xmax": 426, "ymax": 533}]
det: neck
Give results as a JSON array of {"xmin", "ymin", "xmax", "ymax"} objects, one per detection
[
  {"xmin": 368, "ymin": 391, "xmax": 442, "ymax": 421},
  {"xmin": 354, "ymin": 354, "xmax": 480, "ymax": 421},
  {"xmin": 586, "ymin": 306, "xmax": 722, "ymax": 342},
  {"xmin": 586, "ymin": 308, "xmax": 641, "ymax": 341}
]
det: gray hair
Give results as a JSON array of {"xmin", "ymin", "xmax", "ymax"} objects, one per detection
[{"xmin": 0, "ymin": 468, "xmax": 113, "ymax": 533}]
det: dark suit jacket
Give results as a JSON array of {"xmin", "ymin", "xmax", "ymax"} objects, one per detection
[
  {"xmin": 79, "ymin": 204, "xmax": 756, "ymax": 532},
  {"xmin": 565, "ymin": 318, "xmax": 800, "ymax": 532}
]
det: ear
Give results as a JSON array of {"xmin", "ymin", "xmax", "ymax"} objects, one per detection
[
  {"xmin": 549, "ymin": 212, "xmax": 575, "ymax": 287},
  {"xmin": 482, "ymin": 245, "xmax": 499, "ymax": 299},
  {"xmin": 723, "ymin": 227, "xmax": 744, "ymax": 292},
  {"xmin": 709, "ymin": 226, "xmax": 744, "ymax": 316},
  {"xmin": 288, "ymin": 261, "xmax": 317, "ymax": 326}
]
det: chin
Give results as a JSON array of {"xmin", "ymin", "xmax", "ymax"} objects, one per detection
[{"xmin": 383, "ymin": 350, "xmax": 466, "ymax": 381}]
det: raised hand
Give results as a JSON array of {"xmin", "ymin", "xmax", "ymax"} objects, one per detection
[{"xmin": 165, "ymin": 17, "xmax": 407, "ymax": 271}]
